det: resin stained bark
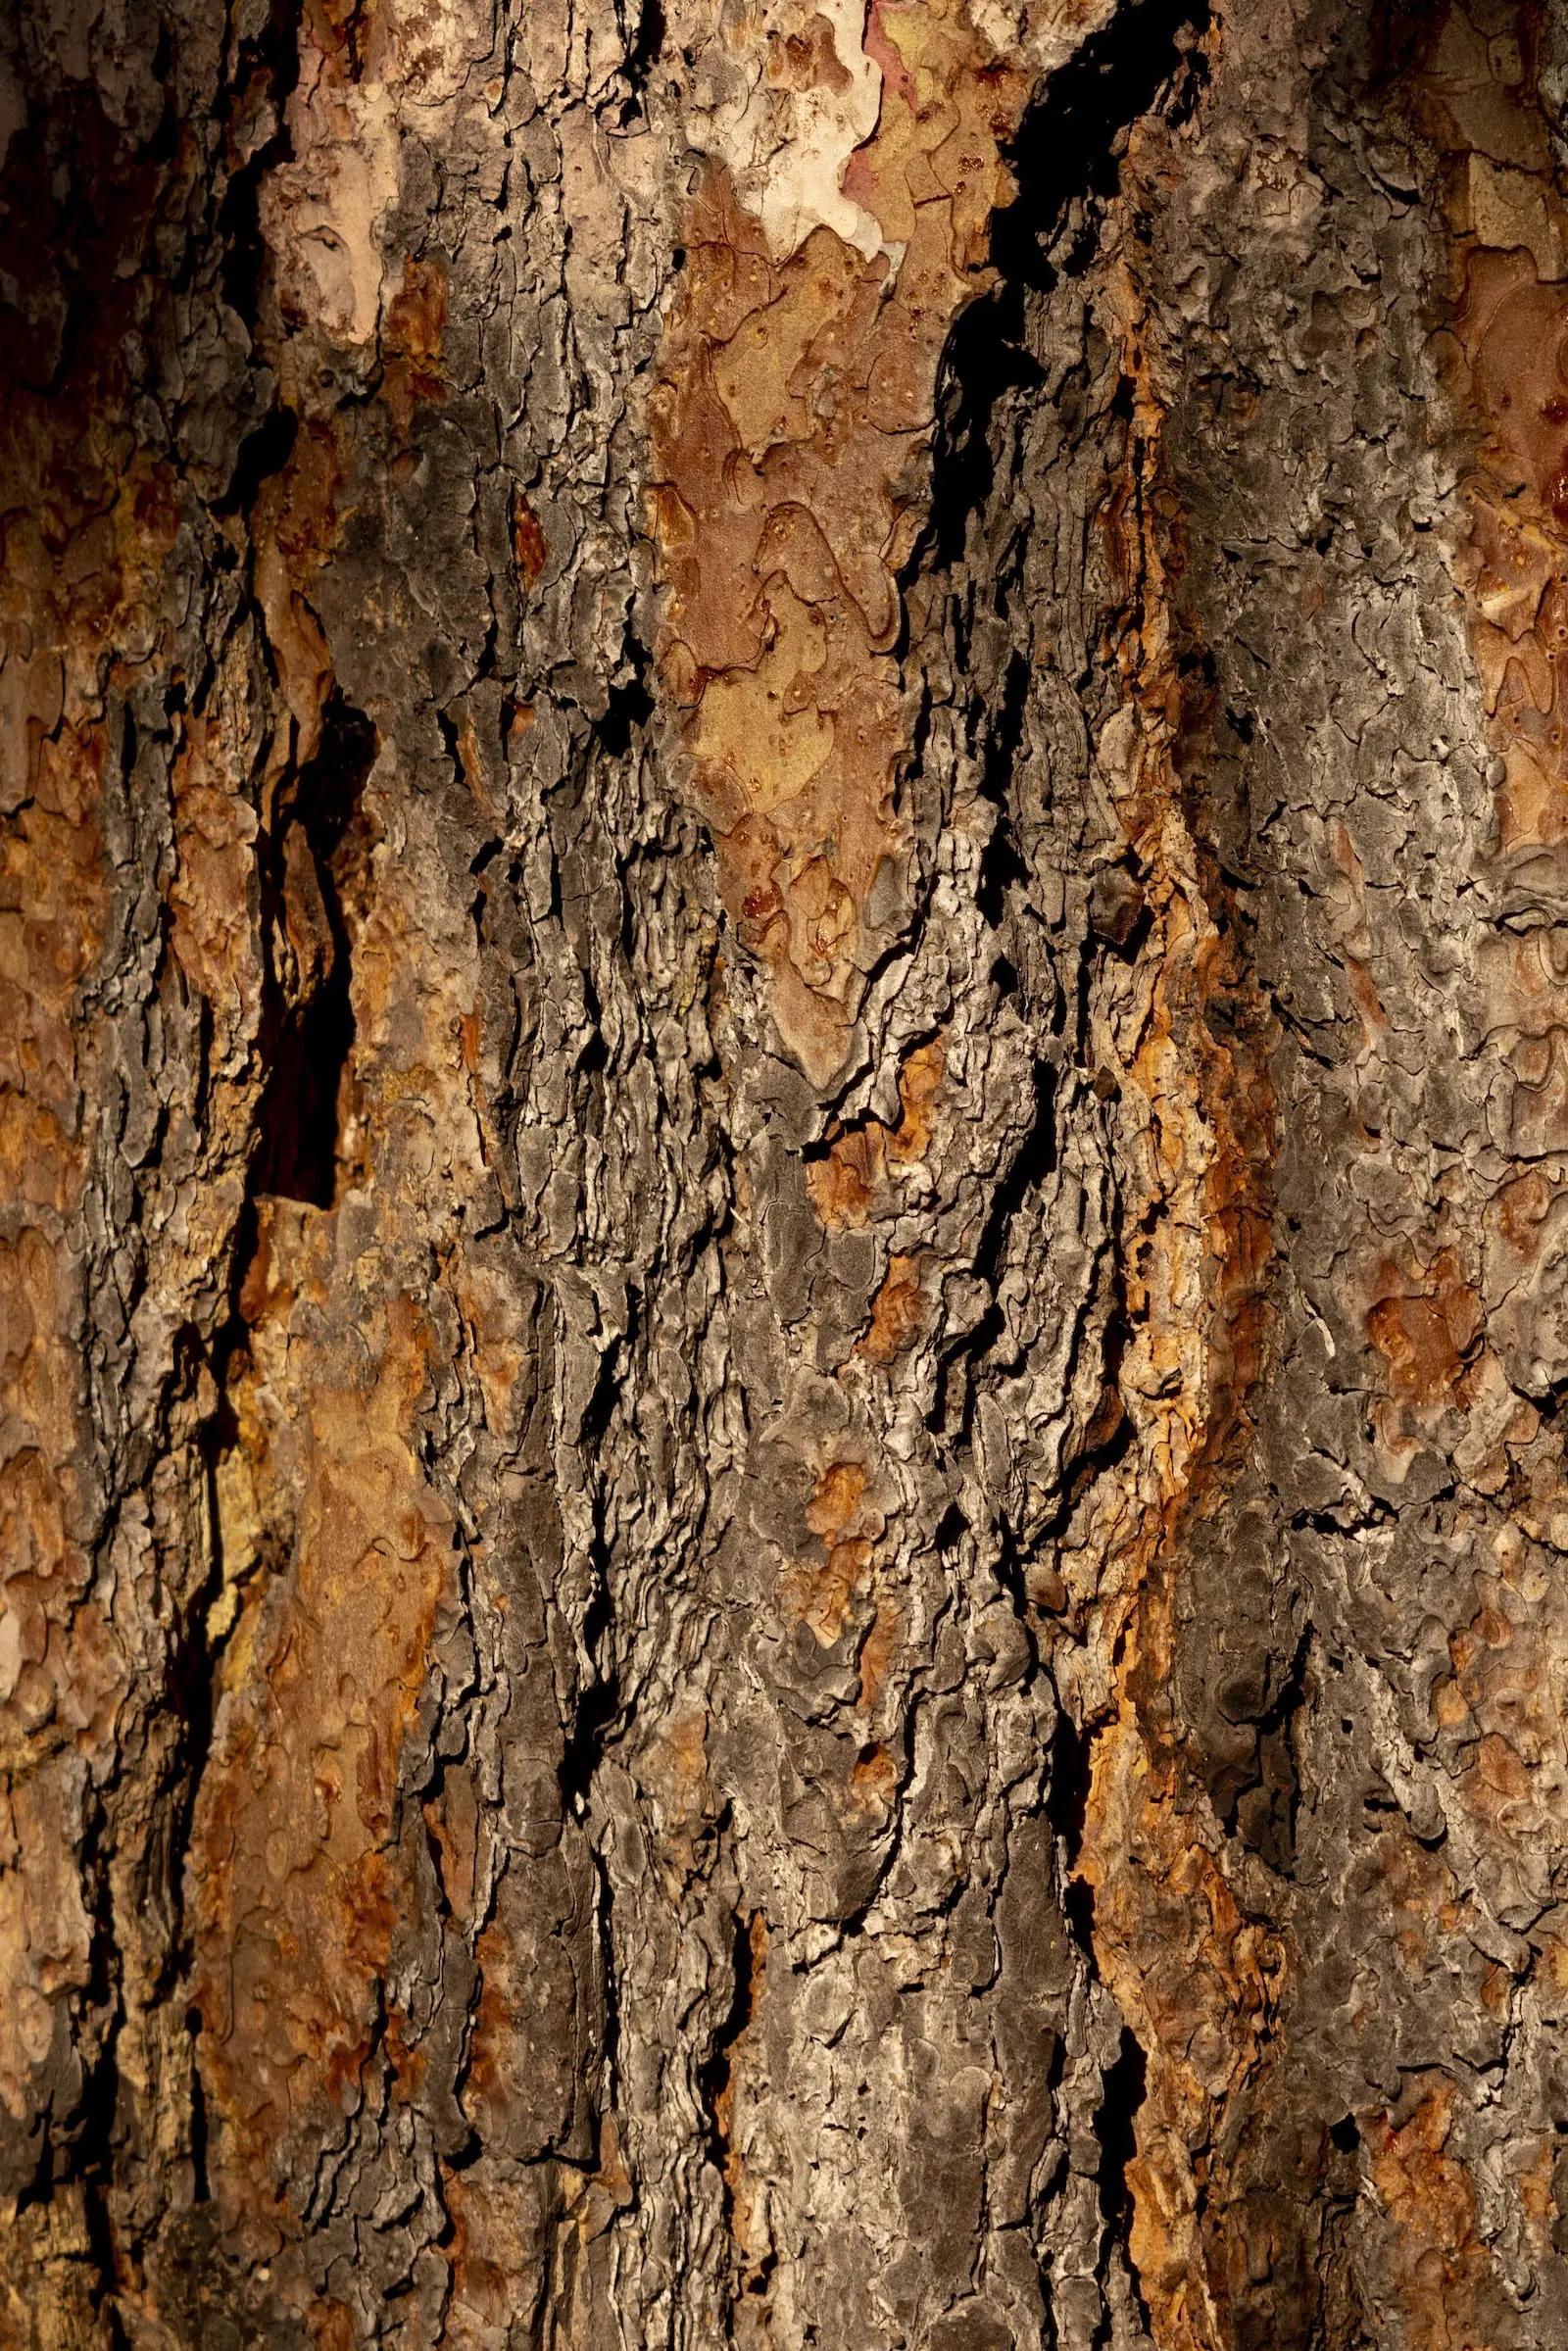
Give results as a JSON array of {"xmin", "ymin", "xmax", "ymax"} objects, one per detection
[{"xmin": 4, "ymin": 1, "xmax": 1568, "ymax": 2346}]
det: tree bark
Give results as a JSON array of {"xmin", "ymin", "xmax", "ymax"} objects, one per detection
[{"xmin": 4, "ymin": 0, "xmax": 1568, "ymax": 2343}]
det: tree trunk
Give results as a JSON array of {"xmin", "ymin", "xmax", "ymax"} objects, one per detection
[{"xmin": 4, "ymin": 0, "xmax": 1568, "ymax": 2342}]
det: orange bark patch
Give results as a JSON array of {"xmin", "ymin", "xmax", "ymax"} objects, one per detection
[
  {"xmin": 781, "ymin": 1536, "xmax": 872, "ymax": 1647},
  {"xmin": 169, "ymin": 714, "xmax": 265, "ymax": 1022},
  {"xmin": 381, "ymin": 252, "xmax": 449, "ymax": 429},
  {"xmin": 1079, "ymin": 1583, "xmax": 1286, "ymax": 2350},
  {"xmin": 251, "ymin": 416, "xmax": 348, "ymax": 767},
  {"xmin": 300, "ymin": 0, "xmax": 379, "ymax": 81},
  {"xmin": 807, "ymin": 1457, "xmax": 869, "ymax": 1539},
  {"xmin": 784, "ymin": 1457, "xmax": 883, "ymax": 1645},
  {"xmin": 806, "ymin": 1038, "xmax": 946, "ymax": 1229},
  {"xmin": 1371, "ymin": 2080, "xmax": 1499, "ymax": 2351},
  {"xmin": 645, "ymin": 1703, "xmax": 716, "ymax": 1887},
  {"xmin": 383, "ymin": 252, "xmax": 447, "ymax": 362},
  {"xmin": 1439, "ymin": 1536, "xmax": 1568, "ymax": 1853},
  {"xmin": 1494, "ymin": 1164, "xmax": 1551, "ymax": 1260},
  {"xmin": 1064, "ymin": 75, "xmax": 1298, "ymax": 2347},
  {"xmin": 650, "ymin": 5, "xmax": 1029, "ymax": 1080},
  {"xmin": 1366, "ymin": 1249, "xmax": 1481, "ymax": 1407},
  {"xmin": 1413, "ymin": 18, "xmax": 1568, "ymax": 919},
  {"xmin": 856, "ymin": 1601, "xmax": 897, "ymax": 1712},
  {"xmin": 848, "ymin": 1739, "xmax": 899, "ymax": 1818},
  {"xmin": 190, "ymin": 1282, "xmax": 453, "ymax": 2237},
  {"xmin": 856, "ymin": 1249, "xmax": 928, "ymax": 1361},
  {"xmin": 511, "ymin": 492, "xmax": 548, "ymax": 588}
]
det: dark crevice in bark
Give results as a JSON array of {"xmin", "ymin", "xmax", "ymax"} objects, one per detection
[
  {"xmin": 577, "ymin": 968, "xmax": 612, "ymax": 1081},
  {"xmin": 560, "ymin": 1484, "xmax": 624, "ymax": 1800},
  {"xmin": 616, "ymin": 0, "xmax": 666, "ymax": 122},
  {"xmin": 163, "ymin": 1354, "xmax": 248, "ymax": 2224},
  {"xmin": 216, "ymin": 0, "xmax": 302, "ymax": 357},
  {"xmin": 435, "ymin": 705, "xmax": 465, "ymax": 786},
  {"xmin": 1062, "ymin": 1870, "xmax": 1097, "ymax": 1963},
  {"xmin": 916, "ymin": 0, "xmax": 1211, "ymax": 575},
  {"xmin": 185, "ymin": 2003, "xmax": 212, "ymax": 2205},
  {"xmin": 166, "ymin": 669, "xmax": 373, "ymax": 2268},
  {"xmin": 77, "ymin": 2203, "xmax": 128, "ymax": 2350},
  {"xmin": 584, "ymin": 1833, "xmax": 621, "ymax": 2186},
  {"xmin": 594, "ymin": 636, "xmax": 657, "ymax": 758},
  {"xmin": 697, "ymin": 1909, "xmax": 757, "ymax": 2268},
  {"xmin": 977, "ymin": 647, "xmax": 1033, "ymax": 929},
  {"xmin": 1045, "ymin": 1701, "xmax": 1094, "ymax": 1872},
  {"xmin": 560, "ymin": 1668, "xmax": 621, "ymax": 1820},
  {"xmin": 252, "ymin": 690, "xmax": 377, "ymax": 1206},
  {"xmin": 66, "ymin": 1794, "xmax": 131, "ymax": 2345},
  {"xmin": 560, "ymin": 1452, "xmax": 625, "ymax": 2130},
  {"xmin": 1093, "ymin": 2028, "xmax": 1152, "ymax": 2344},
  {"xmin": 220, "ymin": 392, "xmax": 298, "ymax": 524},
  {"xmin": 911, "ymin": 2, "xmax": 1222, "ymax": 2274},
  {"xmin": 213, "ymin": 0, "xmax": 303, "ymax": 519},
  {"xmin": 1089, "ymin": 863, "xmax": 1152, "ymax": 960}
]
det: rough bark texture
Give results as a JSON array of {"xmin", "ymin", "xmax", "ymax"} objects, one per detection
[{"xmin": 6, "ymin": 0, "xmax": 1568, "ymax": 2343}]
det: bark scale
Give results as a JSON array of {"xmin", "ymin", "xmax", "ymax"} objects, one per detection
[{"xmin": 2, "ymin": 1, "xmax": 1567, "ymax": 2346}]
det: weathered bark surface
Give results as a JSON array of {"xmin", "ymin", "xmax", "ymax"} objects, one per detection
[{"xmin": 5, "ymin": 0, "xmax": 1568, "ymax": 2342}]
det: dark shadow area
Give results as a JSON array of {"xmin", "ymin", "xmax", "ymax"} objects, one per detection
[
  {"xmin": 918, "ymin": 0, "xmax": 1212, "ymax": 573},
  {"xmin": 252, "ymin": 689, "xmax": 377, "ymax": 1206}
]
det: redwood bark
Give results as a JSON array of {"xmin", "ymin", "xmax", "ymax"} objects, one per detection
[{"xmin": 3, "ymin": 2, "xmax": 1568, "ymax": 2346}]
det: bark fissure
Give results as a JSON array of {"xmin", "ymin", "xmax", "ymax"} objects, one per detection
[{"xmin": 919, "ymin": 0, "xmax": 1211, "ymax": 576}]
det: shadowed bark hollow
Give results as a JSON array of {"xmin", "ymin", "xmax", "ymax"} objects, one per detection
[{"xmin": 4, "ymin": 0, "xmax": 1568, "ymax": 2345}]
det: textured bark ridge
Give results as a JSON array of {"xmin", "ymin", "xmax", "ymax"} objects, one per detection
[{"xmin": 8, "ymin": 0, "xmax": 1568, "ymax": 2344}]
